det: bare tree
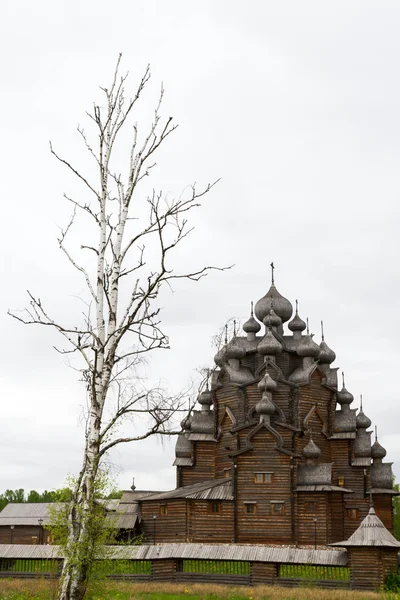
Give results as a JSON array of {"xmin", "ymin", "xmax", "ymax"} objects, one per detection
[{"xmin": 9, "ymin": 55, "xmax": 227, "ymax": 600}]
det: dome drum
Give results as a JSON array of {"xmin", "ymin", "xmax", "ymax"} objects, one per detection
[
  {"xmin": 353, "ymin": 431, "xmax": 372, "ymax": 459},
  {"xmin": 370, "ymin": 462, "xmax": 393, "ymax": 489},
  {"xmin": 175, "ymin": 433, "xmax": 192, "ymax": 459}
]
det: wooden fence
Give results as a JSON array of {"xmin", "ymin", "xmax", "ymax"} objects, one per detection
[{"xmin": 0, "ymin": 557, "xmax": 355, "ymax": 589}]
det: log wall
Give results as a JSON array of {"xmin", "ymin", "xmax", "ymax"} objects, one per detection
[
  {"xmin": 180, "ymin": 441, "xmax": 216, "ymax": 486},
  {"xmin": 236, "ymin": 430, "xmax": 292, "ymax": 543},
  {"xmin": 140, "ymin": 500, "xmax": 187, "ymax": 543},
  {"xmin": 188, "ymin": 500, "xmax": 234, "ymax": 543},
  {"xmin": 296, "ymin": 492, "xmax": 328, "ymax": 546},
  {"xmin": 0, "ymin": 526, "xmax": 50, "ymax": 545}
]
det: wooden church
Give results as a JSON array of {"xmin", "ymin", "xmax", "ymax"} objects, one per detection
[{"xmin": 137, "ymin": 266, "xmax": 398, "ymax": 546}]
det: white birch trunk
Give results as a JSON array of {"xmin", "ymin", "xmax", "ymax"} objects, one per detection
[{"xmin": 9, "ymin": 57, "xmax": 225, "ymax": 600}]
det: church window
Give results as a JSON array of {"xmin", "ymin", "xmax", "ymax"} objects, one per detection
[
  {"xmin": 254, "ymin": 472, "xmax": 273, "ymax": 484},
  {"xmin": 306, "ymin": 502, "xmax": 316, "ymax": 513},
  {"xmin": 209, "ymin": 501, "xmax": 222, "ymax": 514},
  {"xmin": 244, "ymin": 502, "xmax": 257, "ymax": 514},
  {"xmin": 346, "ymin": 508, "xmax": 358, "ymax": 519},
  {"xmin": 223, "ymin": 468, "xmax": 231, "ymax": 478},
  {"xmin": 338, "ymin": 475, "xmax": 345, "ymax": 487},
  {"xmin": 160, "ymin": 504, "xmax": 168, "ymax": 516},
  {"xmin": 271, "ymin": 501, "xmax": 285, "ymax": 515}
]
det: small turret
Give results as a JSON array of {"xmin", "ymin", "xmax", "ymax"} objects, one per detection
[
  {"xmin": 257, "ymin": 372, "xmax": 278, "ymax": 392},
  {"xmin": 353, "ymin": 395, "xmax": 372, "ymax": 461},
  {"xmin": 197, "ymin": 387, "xmax": 213, "ymax": 413},
  {"xmin": 243, "ymin": 302, "xmax": 261, "ymax": 341},
  {"xmin": 370, "ymin": 425, "xmax": 392, "ymax": 489},
  {"xmin": 318, "ymin": 321, "xmax": 336, "ymax": 365},
  {"xmin": 288, "ymin": 299, "xmax": 306, "ymax": 341},
  {"xmin": 303, "ymin": 435, "xmax": 322, "ymax": 464},
  {"xmin": 337, "ymin": 372, "xmax": 354, "ymax": 414},
  {"xmin": 225, "ymin": 321, "xmax": 246, "ymax": 370},
  {"xmin": 255, "ymin": 390, "xmax": 275, "ymax": 423},
  {"xmin": 297, "ymin": 333, "xmax": 320, "ymax": 359},
  {"xmin": 371, "ymin": 427, "xmax": 387, "ymax": 462},
  {"xmin": 257, "ymin": 327, "xmax": 283, "ymax": 359}
]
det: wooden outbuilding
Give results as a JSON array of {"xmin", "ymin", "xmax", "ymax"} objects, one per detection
[{"xmin": 330, "ymin": 504, "xmax": 400, "ymax": 589}]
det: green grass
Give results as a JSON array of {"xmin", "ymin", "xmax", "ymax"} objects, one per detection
[{"xmin": 0, "ymin": 579, "xmax": 395, "ymax": 600}]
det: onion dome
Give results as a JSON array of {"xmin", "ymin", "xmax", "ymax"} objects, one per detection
[
  {"xmin": 254, "ymin": 263, "xmax": 293, "ymax": 324},
  {"xmin": 355, "ymin": 395, "xmax": 371, "ymax": 432},
  {"xmin": 197, "ymin": 388, "xmax": 212, "ymax": 411},
  {"xmin": 288, "ymin": 314, "xmax": 306, "ymax": 333},
  {"xmin": 337, "ymin": 387, "xmax": 353, "ymax": 405},
  {"xmin": 288, "ymin": 299, "xmax": 306, "ymax": 333},
  {"xmin": 356, "ymin": 409, "xmax": 372, "ymax": 430},
  {"xmin": 225, "ymin": 338, "xmax": 246, "ymax": 360},
  {"xmin": 257, "ymin": 372, "xmax": 278, "ymax": 392},
  {"xmin": 180, "ymin": 414, "xmax": 192, "ymax": 431},
  {"xmin": 263, "ymin": 308, "xmax": 282, "ymax": 329},
  {"xmin": 255, "ymin": 391, "xmax": 275, "ymax": 416},
  {"xmin": 303, "ymin": 437, "xmax": 321, "ymax": 460},
  {"xmin": 371, "ymin": 426, "xmax": 386, "ymax": 460},
  {"xmin": 243, "ymin": 302, "xmax": 261, "ymax": 334},
  {"xmin": 319, "ymin": 341, "xmax": 336, "ymax": 364},
  {"xmin": 257, "ymin": 330, "xmax": 283, "ymax": 356},
  {"xmin": 318, "ymin": 321, "xmax": 336, "ymax": 364},
  {"xmin": 214, "ymin": 346, "xmax": 226, "ymax": 367},
  {"xmin": 337, "ymin": 374, "xmax": 354, "ymax": 405},
  {"xmin": 297, "ymin": 334, "xmax": 320, "ymax": 358},
  {"xmin": 371, "ymin": 439, "xmax": 387, "ymax": 460}
]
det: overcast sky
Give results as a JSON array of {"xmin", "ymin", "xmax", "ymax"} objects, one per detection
[{"xmin": 1, "ymin": 1, "xmax": 400, "ymax": 495}]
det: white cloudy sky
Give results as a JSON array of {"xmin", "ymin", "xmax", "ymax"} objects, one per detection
[{"xmin": 1, "ymin": 0, "xmax": 400, "ymax": 495}]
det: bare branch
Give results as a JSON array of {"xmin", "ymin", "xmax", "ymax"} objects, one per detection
[{"xmin": 50, "ymin": 142, "xmax": 99, "ymax": 199}]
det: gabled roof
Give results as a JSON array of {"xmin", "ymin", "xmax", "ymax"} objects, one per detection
[
  {"xmin": 0, "ymin": 503, "xmax": 64, "ymax": 526},
  {"xmin": 141, "ymin": 478, "xmax": 233, "ymax": 501},
  {"xmin": 330, "ymin": 507, "xmax": 400, "ymax": 548}
]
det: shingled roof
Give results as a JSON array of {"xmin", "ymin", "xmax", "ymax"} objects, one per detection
[
  {"xmin": 330, "ymin": 507, "xmax": 400, "ymax": 548},
  {"xmin": 141, "ymin": 478, "xmax": 233, "ymax": 501}
]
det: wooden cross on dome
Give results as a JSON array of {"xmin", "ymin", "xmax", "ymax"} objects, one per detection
[{"xmin": 270, "ymin": 262, "xmax": 275, "ymax": 284}]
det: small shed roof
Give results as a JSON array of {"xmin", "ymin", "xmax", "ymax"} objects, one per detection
[
  {"xmin": 297, "ymin": 485, "xmax": 353, "ymax": 493},
  {"xmin": 330, "ymin": 507, "xmax": 400, "ymax": 548},
  {"xmin": 105, "ymin": 513, "xmax": 139, "ymax": 530},
  {"xmin": 142, "ymin": 479, "xmax": 233, "ymax": 501},
  {"xmin": 120, "ymin": 490, "xmax": 163, "ymax": 503}
]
